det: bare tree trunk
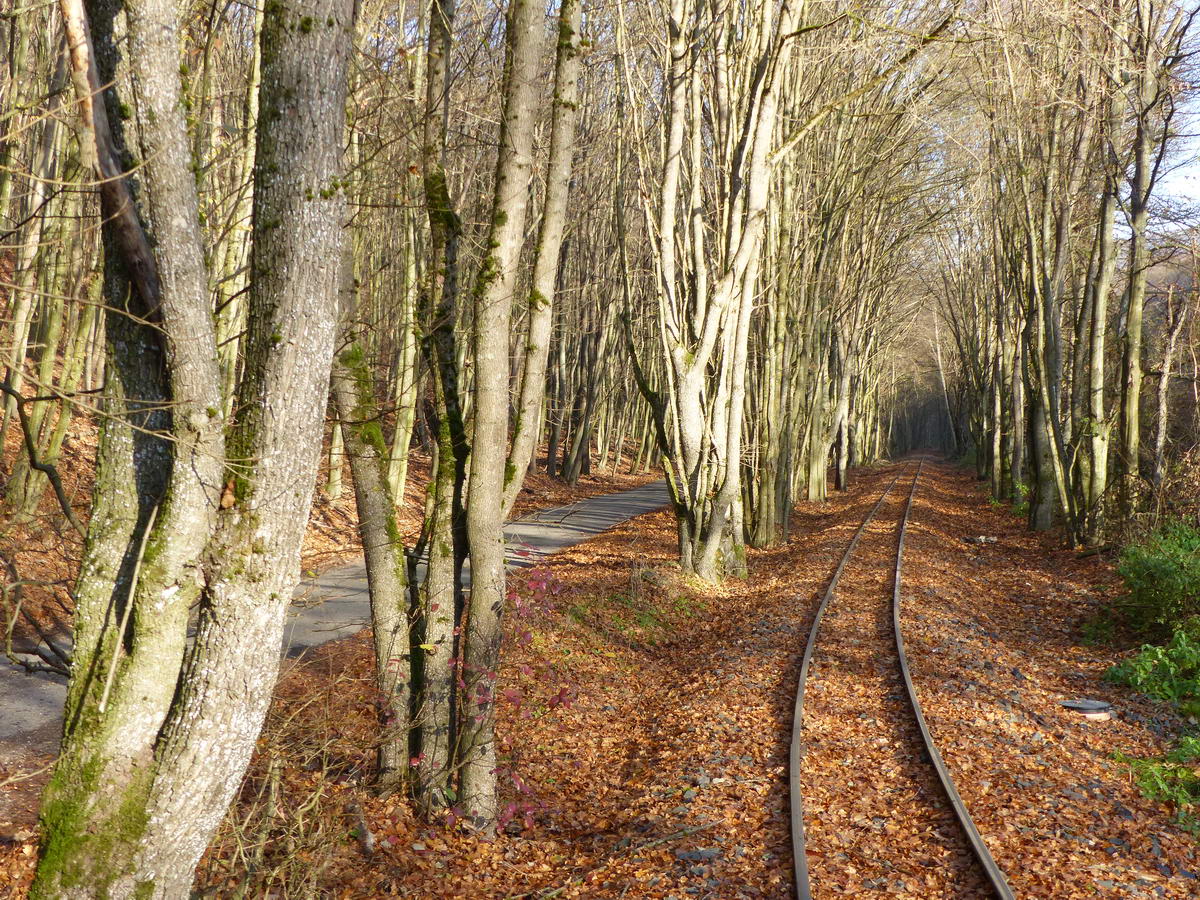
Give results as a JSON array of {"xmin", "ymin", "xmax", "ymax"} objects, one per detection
[
  {"xmin": 132, "ymin": 0, "xmax": 353, "ymax": 889},
  {"xmin": 33, "ymin": 0, "xmax": 353, "ymax": 892},
  {"xmin": 214, "ymin": 0, "xmax": 264, "ymax": 415},
  {"xmin": 413, "ymin": 0, "xmax": 467, "ymax": 815},
  {"xmin": 332, "ymin": 242, "xmax": 412, "ymax": 787},
  {"xmin": 34, "ymin": 0, "xmax": 227, "ymax": 888},
  {"xmin": 1117, "ymin": 0, "xmax": 1183, "ymax": 518},
  {"xmin": 502, "ymin": 0, "xmax": 581, "ymax": 517},
  {"xmin": 0, "ymin": 48, "xmax": 68, "ymax": 452},
  {"xmin": 933, "ymin": 316, "xmax": 956, "ymax": 455},
  {"xmin": 1011, "ymin": 331, "xmax": 1026, "ymax": 503},
  {"xmin": 460, "ymin": 0, "xmax": 544, "ymax": 828},
  {"xmin": 386, "ymin": 213, "xmax": 422, "ymax": 500},
  {"xmin": 1084, "ymin": 173, "xmax": 1117, "ymax": 543},
  {"xmin": 326, "ymin": 413, "xmax": 345, "ymax": 499},
  {"xmin": 1151, "ymin": 286, "xmax": 1189, "ymax": 495}
]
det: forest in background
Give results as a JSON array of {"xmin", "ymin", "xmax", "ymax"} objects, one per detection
[{"xmin": 2, "ymin": 0, "xmax": 1200, "ymax": 894}]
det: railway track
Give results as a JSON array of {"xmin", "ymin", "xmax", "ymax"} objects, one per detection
[{"xmin": 789, "ymin": 461, "xmax": 1014, "ymax": 899}]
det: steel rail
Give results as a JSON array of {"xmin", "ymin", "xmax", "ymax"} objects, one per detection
[
  {"xmin": 892, "ymin": 462, "xmax": 1015, "ymax": 900},
  {"xmin": 790, "ymin": 461, "xmax": 1014, "ymax": 900},
  {"xmin": 789, "ymin": 469, "xmax": 903, "ymax": 900}
]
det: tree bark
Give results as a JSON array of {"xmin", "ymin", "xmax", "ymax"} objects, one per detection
[
  {"xmin": 332, "ymin": 330, "xmax": 413, "ymax": 786},
  {"xmin": 460, "ymin": 0, "xmax": 544, "ymax": 828},
  {"xmin": 133, "ymin": 0, "xmax": 354, "ymax": 889},
  {"xmin": 412, "ymin": 0, "xmax": 468, "ymax": 816},
  {"xmin": 502, "ymin": 0, "xmax": 582, "ymax": 517},
  {"xmin": 34, "ymin": 0, "xmax": 227, "ymax": 889}
]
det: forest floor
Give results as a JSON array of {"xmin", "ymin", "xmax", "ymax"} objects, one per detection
[
  {"xmin": 3, "ymin": 460, "xmax": 1198, "ymax": 898},
  {"xmin": 0, "ymin": 418, "xmax": 655, "ymax": 869}
]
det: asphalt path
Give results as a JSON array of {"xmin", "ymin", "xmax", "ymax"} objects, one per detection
[{"xmin": 0, "ymin": 480, "xmax": 669, "ymax": 757}]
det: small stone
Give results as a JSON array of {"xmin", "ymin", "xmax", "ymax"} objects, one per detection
[{"xmin": 674, "ymin": 848, "xmax": 721, "ymax": 862}]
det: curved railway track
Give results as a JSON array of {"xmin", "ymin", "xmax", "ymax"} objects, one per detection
[{"xmin": 789, "ymin": 461, "xmax": 1014, "ymax": 899}]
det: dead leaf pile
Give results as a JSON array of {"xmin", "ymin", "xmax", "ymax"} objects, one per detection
[
  {"xmin": 2, "ymin": 460, "xmax": 1196, "ymax": 898},
  {"xmin": 900, "ymin": 464, "xmax": 1200, "ymax": 899}
]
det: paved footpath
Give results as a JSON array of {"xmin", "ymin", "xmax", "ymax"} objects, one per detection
[{"xmin": 0, "ymin": 481, "xmax": 668, "ymax": 759}]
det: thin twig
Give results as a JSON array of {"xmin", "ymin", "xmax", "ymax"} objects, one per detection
[
  {"xmin": 0, "ymin": 371, "xmax": 85, "ymax": 536},
  {"xmin": 0, "ymin": 760, "xmax": 54, "ymax": 791}
]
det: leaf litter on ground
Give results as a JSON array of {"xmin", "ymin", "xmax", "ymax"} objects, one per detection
[{"xmin": 2, "ymin": 461, "xmax": 1197, "ymax": 898}]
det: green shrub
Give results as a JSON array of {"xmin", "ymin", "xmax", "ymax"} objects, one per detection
[
  {"xmin": 1107, "ymin": 671, "xmax": 1200, "ymax": 831},
  {"xmin": 1105, "ymin": 630, "xmax": 1200, "ymax": 705},
  {"xmin": 1170, "ymin": 735, "xmax": 1200, "ymax": 763},
  {"xmin": 1113, "ymin": 750, "xmax": 1200, "ymax": 831},
  {"xmin": 1080, "ymin": 607, "xmax": 1117, "ymax": 646},
  {"xmin": 1105, "ymin": 556, "xmax": 1200, "ymax": 832},
  {"xmin": 1116, "ymin": 521, "xmax": 1200, "ymax": 638}
]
